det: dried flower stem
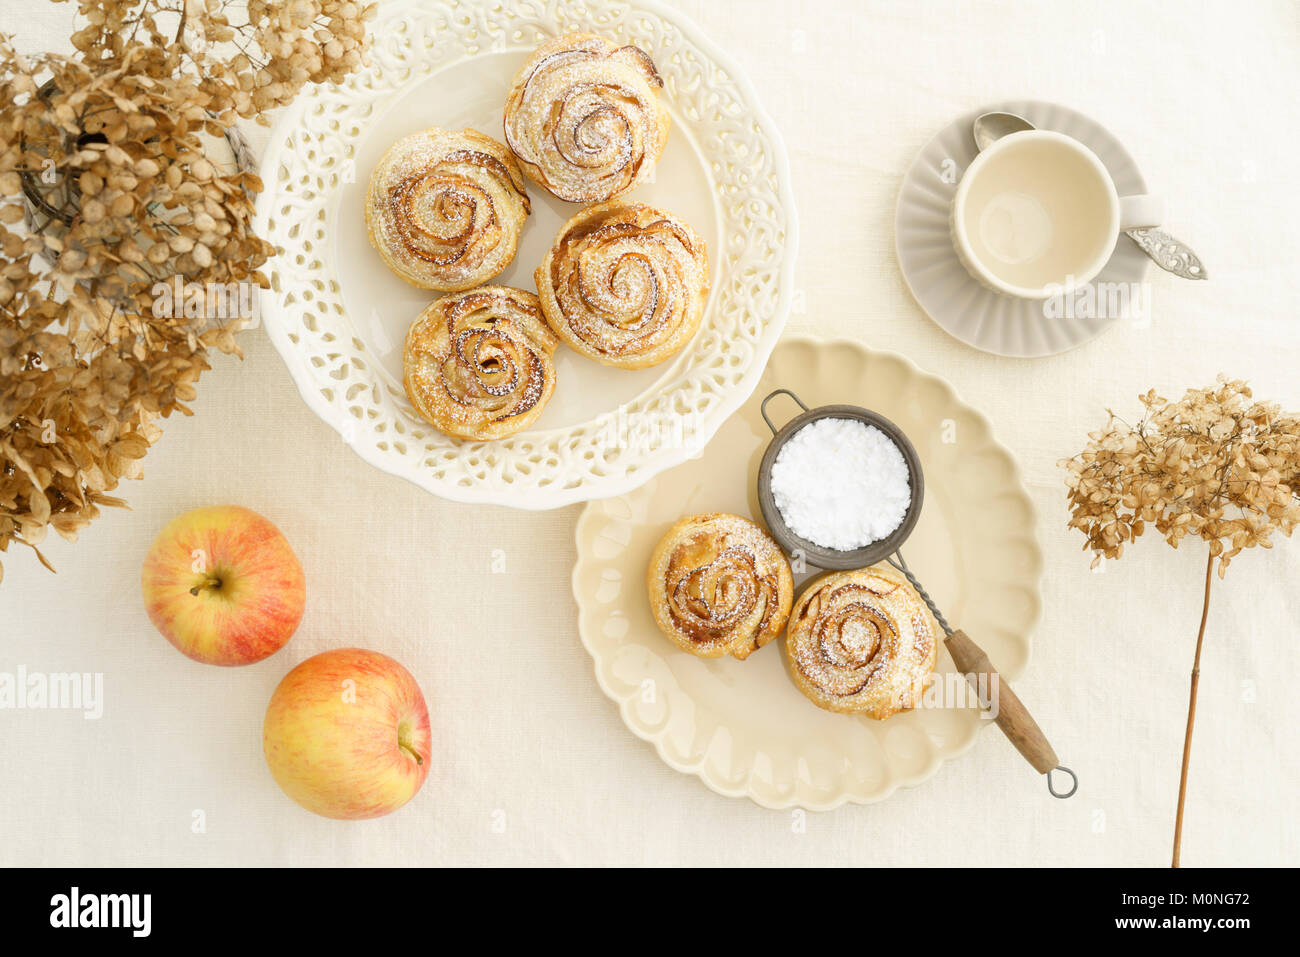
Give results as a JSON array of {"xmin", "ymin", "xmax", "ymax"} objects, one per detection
[
  {"xmin": 1063, "ymin": 378, "xmax": 1299, "ymax": 866},
  {"xmin": 1172, "ymin": 550, "xmax": 1214, "ymax": 868}
]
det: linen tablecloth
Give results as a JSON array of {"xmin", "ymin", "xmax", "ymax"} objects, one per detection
[{"xmin": 2, "ymin": 0, "xmax": 1297, "ymax": 866}]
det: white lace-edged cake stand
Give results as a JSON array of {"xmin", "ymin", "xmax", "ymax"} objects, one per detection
[
  {"xmin": 254, "ymin": 0, "xmax": 797, "ymax": 509},
  {"xmin": 895, "ymin": 100, "xmax": 1151, "ymax": 358}
]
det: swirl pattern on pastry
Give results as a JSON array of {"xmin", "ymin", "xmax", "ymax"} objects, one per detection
[
  {"xmin": 402, "ymin": 286, "xmax": 557, "ymax": 441},
  {"xmin": 784, "ymin": 566, "xmax": 938, "ymax": 719},
  {"xmin": 647, "ymin": 513, "xmax": 794, "ymax": 661},
  {"xmin": 365, "ymin": 127, "xmax": 530, "ymax": 292},
  {"xmin": 503, "ymin": 33, "xmax": 671, "ymax": 203},
  {"xmin": 536, "ymin": 201, "xmax": 709, "ymax": 368}
]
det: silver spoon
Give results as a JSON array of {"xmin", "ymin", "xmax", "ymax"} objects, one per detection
[{"xmin": 972, "ymin": 111, "xmax": 1208, "ymax": 280}]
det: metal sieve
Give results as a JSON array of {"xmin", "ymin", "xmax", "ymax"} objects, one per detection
[{"xmin": 757, "ymin": 388, "xmax": 1077, "ymax": 799}]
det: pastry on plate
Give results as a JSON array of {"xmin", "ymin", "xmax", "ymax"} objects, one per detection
[
  {"xmin": 647, "ymin": 513, "xmax": 794, "ymax": 661},
  {"xmin": 536, "ymin": 200, "xmax": 709, "ymax": 369},
  {"xmin": 402, "ymin": 286, "xmax": 557, "ymax": 441},
  {"xmin": 503, "ymin": 33, "xmax": 670, "ymax": 203},
  {"xmin": 784, "ymin": 566, "xmax": 938, "ymax": 719},
  {"xmin": 365, "ymin": 127, "xmax": 530, "ymax": 292}
]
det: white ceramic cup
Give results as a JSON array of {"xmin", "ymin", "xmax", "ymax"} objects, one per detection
[{"xmin": 950, "ymin": 130, "xmax": 1163, "ymax": 300}]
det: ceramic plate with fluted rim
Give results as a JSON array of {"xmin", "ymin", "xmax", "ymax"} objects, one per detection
[
  {"xmin": 574, "ymin": 338, "xmax": 1044, "ymax": 809},
  {"xmin": 896, "ymin": 100, "xmax": 1151, "ymax": 358},
  {"xmin": 253, "ymin": 0, "xmax": 797, "ymax": 508}
]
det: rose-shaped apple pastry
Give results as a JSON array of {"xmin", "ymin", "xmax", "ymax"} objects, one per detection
[
  {"xmin": 503, "ymin": 33, "xmax": 670, "ymax": 203},
  {"xmin": 536, "ymin": 200, "xmax": 709, "ymax": 369},
  {"xmin": 365, "ymin": 127, "xmax": 530, "ymax": 291},
  {"xmin": 784, "ymin": 566, "xmax": 939, "ymax": 719},
  {"xmin": 646, "ymin": 513, "xmax": 794, "ymax": 660},
  {"xmin": 402, "ymin": 286, "xmax": 557, "ymax": 441}
]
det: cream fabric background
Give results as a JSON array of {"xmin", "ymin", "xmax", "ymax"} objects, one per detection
[{"xmin": 2, "ymin": 0, "xmax": 1297, "ymax": 867}]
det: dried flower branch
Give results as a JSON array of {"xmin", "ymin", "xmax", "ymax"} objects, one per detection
[
  {"xmin": 0, "ymin": 1, "xmax": 374, "ymax": 582},
  {"xmin": 1061, "ymin": 376, "xmax": 1300, "ymax": 867},
  {"xmin": 1062, "ymin": 376, "xmax": 1300, "ymax": 576}
]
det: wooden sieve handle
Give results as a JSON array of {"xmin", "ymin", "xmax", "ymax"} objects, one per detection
[{"xmin": 945, "ymin": 629, "xmax": 1060, "ymax": 775}]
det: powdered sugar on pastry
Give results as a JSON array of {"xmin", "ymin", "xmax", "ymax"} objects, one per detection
[
  {"xmin": 646, "ymin": 513, "xmax": 794, "ymax": 661},
  {"xmin": 784, "ymin": 566, "xmax": 938, "ymax": 719},
  {"xmin": 536, "ymin": 201, "xmax": 709, "ymax": 369},
  {"xmin": 365, "ymin": 128, "xmax": 530, "ymax": 292},
  {"xmin": 402, "ymin": 286, "xmax": 558, "ymax": 441},
  {"xmin": 503, "ymin": 33, "xmax": 671, "ymax": 203}
]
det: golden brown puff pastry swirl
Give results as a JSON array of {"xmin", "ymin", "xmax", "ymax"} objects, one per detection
[
  {"xmin": 784, "ymin": 566, "xmax": 938, "ymax": 719},
  {"xmin": 647, "ymin": 513, "xmax": 794, "ymax": 661},
  {"xmin": 402, "ymin": 286, "xmax": 557, "ymax": 441},
  {"xmin": 536, "ymin": 201, "xmax": 709, "ymax": 369},
  {"xmin": 503, "ymin": 33, "xmax": 671, "ymax": 203},
  {"xmin": 365, "ymin": 128, "xmax": 530, "ymax": 292}
]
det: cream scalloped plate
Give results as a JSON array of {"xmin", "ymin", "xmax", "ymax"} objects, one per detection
[
  {"xmin": 253, "ymin": 0, "xmax": 796, "ymax": 508},
  {"xmin": 574, "ymin": 338, "xmax": 1044, "ymax": 808}
]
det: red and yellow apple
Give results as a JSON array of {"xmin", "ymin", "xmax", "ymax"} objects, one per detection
[
  {"xmin": 141, "ymin": 505, "xmax": 306, "ymax": 666},
  {"xmin": 262, "ymin": 648, "xmax": 431, "ymax": 819}
]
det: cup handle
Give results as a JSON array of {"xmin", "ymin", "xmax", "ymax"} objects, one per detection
[{"xmin": 1119, "ymin": 194, "xmax": 1164, "ymax": 231}]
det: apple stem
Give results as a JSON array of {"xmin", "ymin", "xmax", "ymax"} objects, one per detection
[
  {"xmin": 189, "ymin": 577, "xmax": 222, "ymax": 596},
  {"xmin": 397, "ymin": 727, "xmax": 424, "ymax": 766}
]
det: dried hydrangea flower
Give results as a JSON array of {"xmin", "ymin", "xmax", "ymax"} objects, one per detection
[
  {"xmin": 1, "ymin": 1, "xmax": 374, "ymax": 580},
  {"xmin": 1061, "ymin": 376, "xmax": 1300, "ymax": 576},
  {"xmin": 1061, "ymin": 376, "xmax": 1299, "ymax": 866}
]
